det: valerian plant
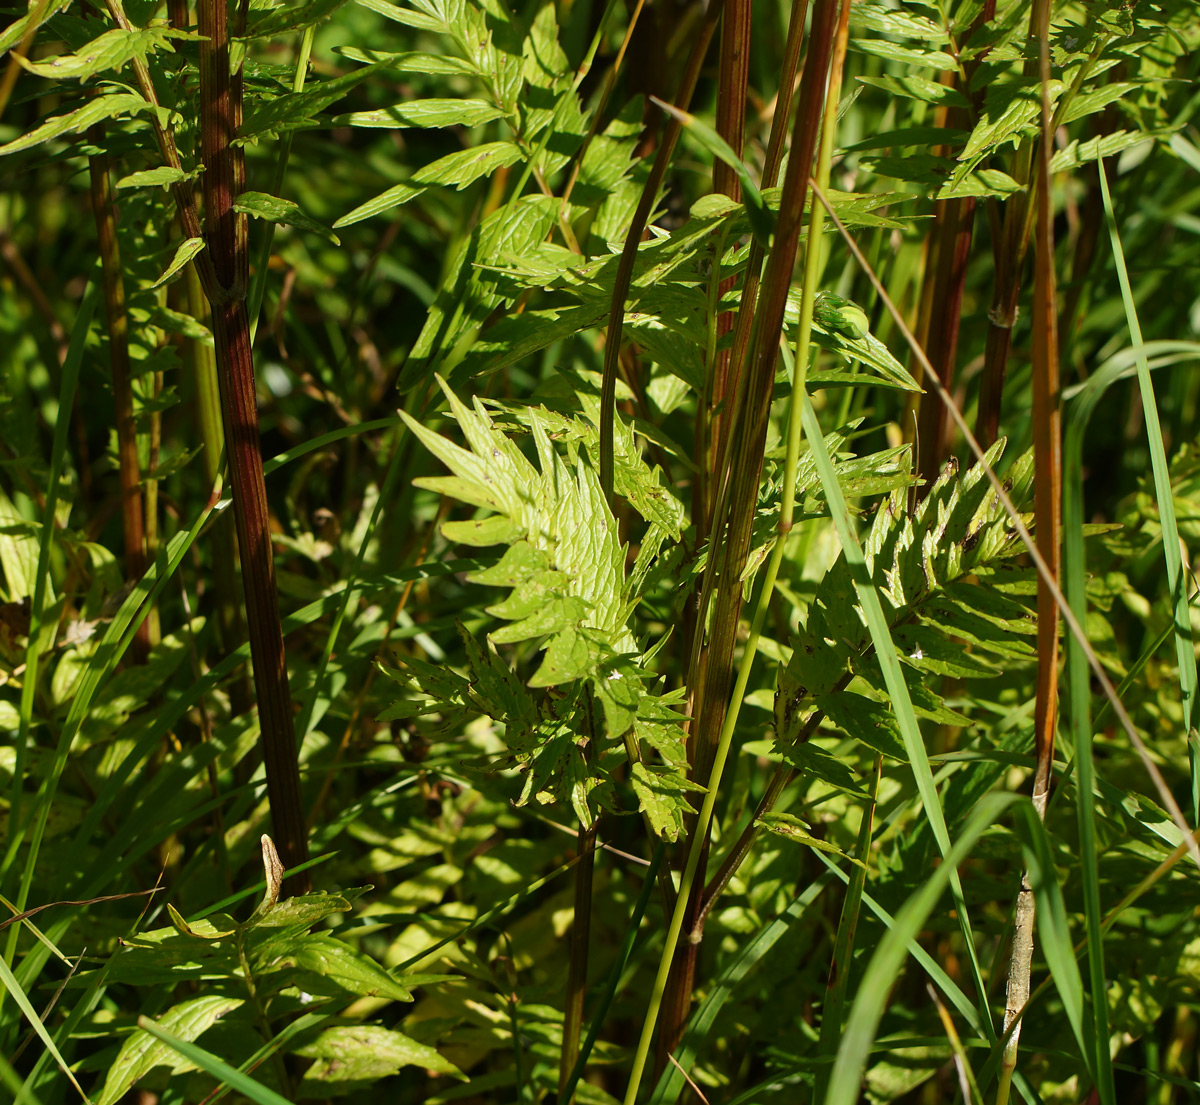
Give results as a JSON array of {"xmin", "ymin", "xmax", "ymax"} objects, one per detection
[{"xmin": 2, "ymin": 0, "xmax": 1199, "ymax": 1102}]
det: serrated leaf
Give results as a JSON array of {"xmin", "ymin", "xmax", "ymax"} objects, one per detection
[
  {"xmin": 0, "ymin": 93, "xmax": 149, "ymax": 156},
  {"xmin": 1059, "ymin": 82, "xmax": 1138, "ymax": 126},
  {"xmin": 959, "ymin": 80, "xmax": 1063, "ymax": 163},
  {"xmin": 248, "ymin": 890, "xmax": 354, "ymax": 928},
  {"xmin": 244, "ymin": 0, "xmax": 350, "ymax": 39},
  {"xmin": 334, "ymin": 182, "xmax": 425, "ymax": 227},
  {"xmin": 491, "ymin": 595, "xmax": 590, "ymax": 645},
  {"xmin": 630, "ymin": 761, "xmax": 703, "ymax": 841},
  {"xmin": 291, "ymin": 935, "xmax": 413, "ymax": 1000},
  {"xmin": 355, "ymin": 0, "xmax": 445, "ymax": 31},
  {"xmin": 848, "ymin": 4, "xmax": 946, "ymax": 39},
  {"xmin": 238, "ymin": 62, "xmax": 383, "ymax": 140},
  {"xmin": 149, "ymin": 237, "xmax": 204, "ymax": 289},
  {"xmin": 855, "ymin": 75, "xmax": 969, "ymax": 107},
  {"xmin": 233, "ymin": 191, "xmax": 340, "ymax": 244},
  {"xmin": 296, "ymin": 1025, "xmax": 466, "ymax": 1086},
  {"xmin": 783, "ymin": 741, "xmax": 866, "ymax": 795},
  {"xmin": 117, "ymin": 166, "xmax": 197, "ymax": 190},
  {"xmin": 936, "ymin": 167, "xmax": 1025, "ymax": 199},
  {"xmin": 776, "ymin": 442, "xmax": 1040, "ymax": 751},
  {"xmin": 890, "ymin": 624, "xmax": 999, "ymax": 679},
  {"xmin": 333, "ymin": 46, "xmax": 477, "ymax": 75},
  {"xmin": 1050, "ymin": 129, "xmax": 1164, "ymax": 173},
  {"xmin": 850, "ymin": 39, "xmax": 957, "ymax": 69},
  {"xmin": 17, "ymin": 26, "xmax": 193, "ymax": 81},
  {"xmin": 820, "ymin": 692, "xmax": 908, "ymax": 761},
  {"xmin": 334, "ymin": 98, "xmax": 505, "ymax": 128},
  {"xmin": 412, "ymin": 141, "xmax": 523, "ymax": 188},
  {"xmin": 757, "ymin": 813, "xmax": 869, "ymax": 869},
  {"xmin": 97, "ymin": 995, "xmax": 245, "ymax": 1105}
]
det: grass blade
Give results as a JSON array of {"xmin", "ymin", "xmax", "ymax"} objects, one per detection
[
  {"xmin": 0, "ymin": 950, "xmax": 87, "ymax": 1102},
  {"xmin": 647, "ymin": 871, "xmax": 834, "ymax": 1104},
  {"xmin": 1097, "ymin": 158, "xmax": 1198, "ymax": 820},
  {"xmin": 8, "ymin": 280, "xmax": 96, "ymax": 850},
  {"xmin": 825, "ymin": 792, "xmax": 1017, "ymax": 1105},
  {"xmin": 134, "ymin": 1017, "xmax": 292, "ymax": 1105},
  {"xmin": 800, "ymin": 389, "xmax": 992, "ymax": 1031}
]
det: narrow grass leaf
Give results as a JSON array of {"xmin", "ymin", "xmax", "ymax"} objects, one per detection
[
  {"xmin": 800, "ymin": 391, "xmax": 991, "ymax": 1029},
  {"xmin": 130, "ymin": 1015, "xmax": 291, "ymax": 1105},
  {"xmin": 0, "ymin": 953, "xmax": 86, "ymax": 1101},
  {"xmin": 825, "ymin": 793, "xmax": 1017, "ymax": 1105},
  {"xmin": 1098, "ymin": 159, "xmax": 1198, "ymax": 819}
]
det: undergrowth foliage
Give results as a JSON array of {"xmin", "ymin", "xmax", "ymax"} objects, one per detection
[{"xmin": 2, "ymin": 0, "xmax": 1200, "ymax": 1101}]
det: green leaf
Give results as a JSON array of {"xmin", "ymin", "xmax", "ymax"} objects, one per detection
[
  {"xmin": 16, "ymin": 26, "xmax": 193, "ymax": 81},
  {"xmin": 290, "ymin": 935, "xmax": 414, "ymax": 1000},
  {"xmin": 124, "ymin": 1017, "xmax": 292, "ymax": 1105},
  {"xmin": 0, "ymin": 485, "xmax": 38, "ymax": 599},
  {"xmin": 757, "ymin": 813, "xmax": 869, "ymax": 869},
  {"xmin": 334, "ymin": 182, "xmax": 425, "ymax": 227},
  {"xmin": 849, "ymin": 39, "xmax": 957, "ymax": 69},
  {"xmin": 0, "ymin": 0, "xmax": 70, "ymax": 55},
  {"xmin": 248, "ymin": 890, "xmax": 354, "ymax": 928},
  {"xmin": 296, "ymin": 1025, "xmax": 466, "ymax": 1088},
  {"xmin": 650, "ymin": 96, "xmax": 774, "ymax": 248},
  {"xmin": 244, "ymin": 0, "xmax": 351, "ymax": 38},
  {"xmin": 333, "ymin": 98, "xmax": 505, "ymax": 128},
  {"xmin": 0, "ymin": 93, "xmax": 150, "ymax": 156},
  {"xmin": 630, "ymin": 762, "xmax": 703, "ymax": 841},
  {"xmin": 820, "ymin": 692, "xmax": 908, "ymax": 760},
  {"xmin": 825, "ymin": 793, "xmax": 1019, "ymax": 1105},
  {"xmin": 355, "ymin": 0, "xmax": 445, "ymax": 31},
  {"xmin": 97, "ymin": 995, "xmax": 245, "ymax": 1105},
  {"xmin": 783, "ymin": 740, "xmax": 867, "ymax": 796},
  {"xmin": 150, "ymin": 237, "xmax": 205, "ymax": 289},
  {"xmin": 333, "ymin": 46, "xmax": 477, "ymax": 75},
  {"xmin": 856, "ymin": 73, "xmax": 969, "ymax": 107},
  {"xmin": 936, "ymin": 168, "xmax": 1025, "ymax": 200},
  {"xmin": 411, "ymin": 141, "xmax": 524, "ymax": 188},
  {"xmin": 959, "ymin": 80, "xmax": 1063, "ymax": 164},
  {"xmin": 1051, "ymin": 129, "xmax": 1164, "ymax": 173},
  {"xmin": 0, "ymin": 951, "xmax": 86, "ymax": 1100},
  {"xmin": 117, "ymin": 166, "xmax": 198, "ymax": 191},
  {"xmin": 238, "ymin": 62, "xmax": 384, "ymax": 140},
  {"xmin": 233, "ymin": 191, "xmax": 340, "ymax": 244}
]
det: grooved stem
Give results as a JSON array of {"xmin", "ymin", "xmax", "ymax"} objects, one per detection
[{"xmin": 199, "ymin": 0, "xmax": 310, "ymax": 886}]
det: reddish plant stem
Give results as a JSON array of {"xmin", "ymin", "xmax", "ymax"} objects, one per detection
[
  {"xmin": 913, "ymin": 1, "xmax": 995, "ymax": 483},
  {"xmin": 701, "ymin": 0, "xmax": 752, "ymax": 533},
  {"xmin": 1028, "ymin": 20, "xmax": 1061, "ymax": 819},
  {"xmin": 706, "ymin": 0, "xmax": 809, "ymax": 503},
  {"xmin": 914, "ymin": 190, "xmax": 976, "ymax": 487},
  {"xmin": 1002, "ymin": 0, "xmax": 1060, "ymax": 1082},
  {"xmin": 661, "ymin": 0, "xmax": 844, "ymax": 1065},
  {"xmin": 199, "ymin": 0, "xmax": 309, "ymax": 886}
]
